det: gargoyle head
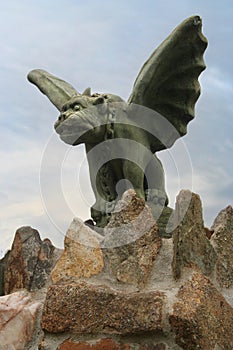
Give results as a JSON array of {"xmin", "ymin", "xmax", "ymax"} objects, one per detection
[
  {"xmin": 27, "ymin": 69, "xmax": 123, "ymax": 146},
  {"xmin": 54, "ymin": 90, "xmax": 124, "ymax": 146}
]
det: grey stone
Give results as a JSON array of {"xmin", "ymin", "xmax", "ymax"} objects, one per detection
[
  {"xmin": 172, "ymin": 190, "xmax": 217, "ymax": 279},
  {"xmin": 211, "ymin": 205, "xmax": 233, "ymax": 288}
]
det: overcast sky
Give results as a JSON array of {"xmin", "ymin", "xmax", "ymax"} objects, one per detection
[{"xmin": 0, "ymin": 0, "xmax": 232, "ymax": 256}]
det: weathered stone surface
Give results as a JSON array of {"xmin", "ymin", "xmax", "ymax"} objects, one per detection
[
  {"xmin": 56, "ymin": 339, "xmax": 167, "ymax": 350},
  {"xmin": 4, "ymin": 226, "xmax": 61, "ymax": 294},
  {"xmin": 139, "ymin": 345, "xmax": 166, "ymax": 350},
  {"xmin": 5, "ymin": 226, "xmax": 41, "ymax": 294},
  {"xmin": 57, "ymin": 338, "xmax": 131, "ymax": 350},
  {"xmin": 4, "ymin": 194, "xmax": 232, "ymax": 349},
  {"xmin": 172, "ymin": 190, "xmax": 217, "ymax": 279},
  {"xmin": 0, "ymin": 250, "xmax": 10, "ymax": 296},
  {"xmin": 169, "ymin": 273, "xmax": 233, "ymax": 350},
  {"xmin": 211, "ymin": 205, "xmax": 233, "ymax": 288},
  {"xmin": 0, "ymin": 291, "xmax": 41, "ymax": 350},
  {"xmin": 103, "ymin": 190, "xmax": 162, "ymax": 287},
  {"xmin": 51, "ymin": 218, "xmax": 104, "ymax": 283},
  {"xmin": 41, "ymin": 281, "xmax": 165, "ymax": 334}
]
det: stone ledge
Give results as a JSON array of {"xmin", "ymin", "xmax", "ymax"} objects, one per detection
[{"xmin": 41, "ymin": 281, "xmax": 165, "ymax": 335}]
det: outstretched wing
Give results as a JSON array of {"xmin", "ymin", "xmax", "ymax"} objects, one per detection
[
  {"xmin": 27, "ymin": 69, "xmax": 79, "ymax": 111},
  {"xmin": 128, "ymin": 15, "xmax": 208, "ymax": 150}
]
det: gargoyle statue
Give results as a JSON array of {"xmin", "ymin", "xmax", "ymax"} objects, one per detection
[{"xmin": 28, "ymin": 15, "xmax": 207, "ymax": 235}]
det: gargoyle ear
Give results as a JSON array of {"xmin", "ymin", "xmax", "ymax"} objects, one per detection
[
  {"xmin": 82, "ymin": 87, "xmax": 91, "ymax": 96},
  {"xmin": 27, "ymin": 69, "xmax": 79, "ymax": 111}
]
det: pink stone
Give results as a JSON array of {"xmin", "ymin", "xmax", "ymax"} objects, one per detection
[{"xmin": 0, "ymin": 291, "xmax": 41, "ymax": 349}]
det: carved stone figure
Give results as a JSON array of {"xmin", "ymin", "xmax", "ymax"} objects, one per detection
[{"xmin": 28, "ymin": 16, "xmax": 207, "ymax": 233}]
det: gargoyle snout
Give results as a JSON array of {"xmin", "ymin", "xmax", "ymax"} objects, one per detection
[
  {"xmin": 59, "ymin": 112, "xmax": 67, "ymax": 121},
  {"xmin": 58, "ymin": 109, "xmax": 74, "ymax": 123},
  {"xmin": 54, "ymin": 119, "xmax": 60, "ymax": 130},
  {"xmin": 54, "ymin": 112, "xmax": 67, "ymax": 130}
]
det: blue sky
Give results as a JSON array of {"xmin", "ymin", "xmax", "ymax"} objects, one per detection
[{"xmin": 0, "ymin": 0, "xmax": 233, "ymax": 255}]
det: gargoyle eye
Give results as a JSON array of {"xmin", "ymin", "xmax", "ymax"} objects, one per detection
[
  {"xmin": 93, "ymin": 97, "xmax": 104, "ymax": 105},
  {"xmin": 73, "ymin": 104, "xmax": 81, "ymax": 111}
]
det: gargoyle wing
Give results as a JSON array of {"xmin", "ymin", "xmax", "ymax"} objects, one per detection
[
  {"xmin": 128, "ymin": 15, "xmax": 208, "ymax": 151},
  {"xmin": 27, "ymin": 69, "xmax": 79, "ymax": 111}
]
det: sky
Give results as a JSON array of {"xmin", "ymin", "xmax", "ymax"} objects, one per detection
[{"xmin": 0, "ymin": 0, "xmax": 232, "ymax": 256}]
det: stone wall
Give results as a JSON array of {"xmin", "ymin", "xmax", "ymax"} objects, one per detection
[{"xmin": 0, "ymin": 190, "xmax": 232, "ymax": 350}]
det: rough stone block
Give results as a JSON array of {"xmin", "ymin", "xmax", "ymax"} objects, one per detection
[
  {"xmin": 4, "ymin": 226, "xmax": 61, "ymax": 294},
  {"xmin": 169, "ymin": 273, "xmax": 233, "ymax": 350},
  {"xmin": 211, "ymin": 205, "xmax": 233, "ymax": 288},
  {"xmin": 172, "ymin": 190, "xmax": 217, "ymax": 279},
  {"xmin": 51, "ymin": 218, "xmax": 104, "ymax": 283},
  {"xmin": 57, "ymin": 338, "xmax": 131, "ymax": 350},
  {"xmin": 103, "ymin": 190, "xmax": 162, "ymax": 287},
  {"xmin": 0, "ymin": 291, "xmax": 41, "ymax": 350},
  {"xmin": 0, "ymin": 250, "xmax": 10, "ymax": 296},
  {"xmin": 41, "ymin": 281, "xmax": 165, "ymax": 334},
  {"xmin": 56, "ymin": 339, "xmax": 167, "ymax": 350}
]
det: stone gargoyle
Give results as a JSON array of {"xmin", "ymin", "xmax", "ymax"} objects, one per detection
[{"xmin": 28, "ymin": 15, "xmax": 207, "ymax": 234}]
